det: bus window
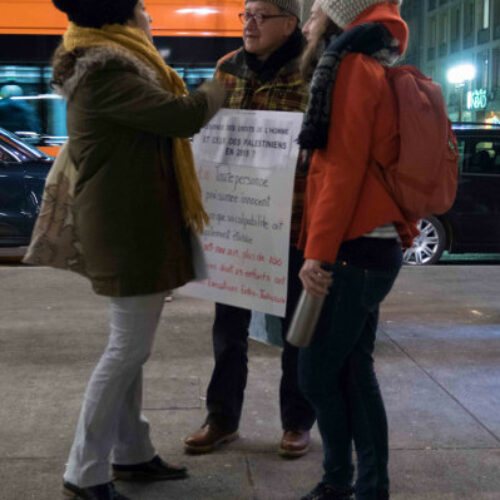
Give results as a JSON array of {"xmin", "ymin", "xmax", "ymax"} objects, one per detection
[
  {"xmin": 0, "ymin": 65, "xmax": 66, "ymax": 154},
  {"xmin": 174, "ymin": 67, "xmax": 215, "ymax": 91},
  {"xmin": 0, "ymin": 1, "xmax": 244, "ymax": 152},
  {"xmin": 0, "ymin": 66, "xmax": 43, "ymax": 135},
  {"xmin": 43, "ymin": 68, "xmax": 67, "ymax": 140}
]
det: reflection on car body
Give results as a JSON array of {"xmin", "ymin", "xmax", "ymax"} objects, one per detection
[
  {"xmin": 0, "ymin": 126, "xmax": 53, "ymax": 250},
  {"xmin": 404, "ymin": 123, "xmax": 500, "ymax": 265},
  {"xmin": 2, "ymin": 124, "xmax": 500, "ymax": 264}
]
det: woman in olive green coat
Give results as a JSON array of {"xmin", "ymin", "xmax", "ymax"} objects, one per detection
[{"xmin": 49, "ymin": 1, "xmax": 224, "ymax": 499}]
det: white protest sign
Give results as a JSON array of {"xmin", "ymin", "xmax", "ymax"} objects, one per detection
[{"xmin": 180, "ymin": 109, "xmax": 303, "ymax": 317}]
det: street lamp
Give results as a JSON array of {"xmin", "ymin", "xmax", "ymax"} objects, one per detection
[{"xmin": 447, "ymin": 64, "xmax": 477, "ymax": 122}]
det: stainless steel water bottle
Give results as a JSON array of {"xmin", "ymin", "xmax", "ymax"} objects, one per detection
[{"xmin": 286, "ymin": 289, "xmax": 325, "ymax": 347}]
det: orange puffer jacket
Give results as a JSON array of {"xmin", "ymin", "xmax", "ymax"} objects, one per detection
[{"xmin": 298, "ymin": 2, "xmax": 418, "ymax": 263}]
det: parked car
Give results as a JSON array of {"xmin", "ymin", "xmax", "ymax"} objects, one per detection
[
  {"xmin": 14, "ymin": 131, "xmax": 65, "ymax": 158},
  {"xmin": 404, "ymin": 123, "xmax": 500, "ymax": 265},
  {"xmin": 0, "ymin": 126, "xmax": 53, "ymax": 251},
  {"xmin": 2, "ymin": 123, "xmax": 500, "ymax": 263}
]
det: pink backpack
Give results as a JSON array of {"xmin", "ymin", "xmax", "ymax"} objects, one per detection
[{"xmin": 378, "ymin": 65, "xmax": 459, "ymax": 222}]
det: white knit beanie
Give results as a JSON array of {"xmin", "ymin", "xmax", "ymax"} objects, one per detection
[{"xmin": 318, "ymin": 0, "xmax": 402, "ymax": 29}]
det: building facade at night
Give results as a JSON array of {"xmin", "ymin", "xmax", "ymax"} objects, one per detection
[
  {"xmin": 402, "ymin": 0, "xmax": 500, "ymax": 122},
  {"xmin": 401, "ymin": 0, "xmax": 425, "ymax": 69}
]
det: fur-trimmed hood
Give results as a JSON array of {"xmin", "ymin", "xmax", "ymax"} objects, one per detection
[{"xmin": 52, "ymin": 45, "xmax": 160, "ymax": 100}]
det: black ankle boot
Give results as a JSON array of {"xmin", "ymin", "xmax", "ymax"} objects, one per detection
[
  {"xmin": 112, "ymin": 455, "xmax": 187, "ymax": 481},
  {"xmin": 301, "ymin": 482, "xmax": 353, "ymax": 500},
  {"xmin": 62, "ymin": 481, "xmax": 130, "ymax": 500}
]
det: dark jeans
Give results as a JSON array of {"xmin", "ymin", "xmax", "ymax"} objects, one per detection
[
  {"xmin": 206, "ymin": 246, "xmax": 316, "ymax": 432},
  {"xmin": 298, "ymin": 238, "xmax": 402, "ymax": 500}
]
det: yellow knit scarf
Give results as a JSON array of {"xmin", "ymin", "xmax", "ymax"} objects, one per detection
[{"xmin": 63, "ymin": 22, "xmax": 209, "ymax": 232}]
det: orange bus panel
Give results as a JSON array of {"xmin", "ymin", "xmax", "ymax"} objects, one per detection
[
  {"xmin": 0, "ymin": 0, "xmax": 244, "ymax": 37},
  {"xmin": 38, "ymin": 145, "xmax": 60, "ymax": 157}
]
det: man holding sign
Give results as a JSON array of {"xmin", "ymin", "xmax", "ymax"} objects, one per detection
[{"xmin": 184, "ymin": 0, "xmax": 315, "ymax": 458}]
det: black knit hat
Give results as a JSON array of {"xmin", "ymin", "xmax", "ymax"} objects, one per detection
[{"xmin": 53, "ymin": 0, "xmax": 138, "ymax": 28}]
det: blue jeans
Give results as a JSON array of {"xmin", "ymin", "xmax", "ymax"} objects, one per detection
[{"xmin": 299, "ymin": 238, "xmax": 402, "ymax": 500}]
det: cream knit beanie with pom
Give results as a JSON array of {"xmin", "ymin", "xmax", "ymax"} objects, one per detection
[{"xmin": 318, "ymin": 0, "xmax": 402, "ymax": 29}]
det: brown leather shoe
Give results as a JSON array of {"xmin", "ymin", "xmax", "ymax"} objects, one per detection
[
  {"xmin": 279, "ymin": 430, "xmax": 310, "ymax": 458},
  {"xmin": 184, "ymin": 424, "xmax": 239, "ymax": 454}
]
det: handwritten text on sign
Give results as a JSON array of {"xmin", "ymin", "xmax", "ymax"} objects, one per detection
[{"xmin": 181, "ymin": 109, "xmax": 303, "ymax": 316}]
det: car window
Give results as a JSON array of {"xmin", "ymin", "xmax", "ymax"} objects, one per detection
[
  {"xmin": 0, "ymin": 128, "xmax": 48, "ymax": 160},
  {"xmin": 0, "ymin": 144, "xmax": 18, "ymax": 163},
  {"xmin": 463, "ymin": 139, "xmax": 500, "ymax": 175},
  {"xmin": 457, "ymin": 139, "xmax": 465, "ymax": 172}
]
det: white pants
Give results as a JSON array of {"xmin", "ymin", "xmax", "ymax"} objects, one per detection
[{"xmin": 64, "ymin": 292, "xmax": 165, "ymax": 487}]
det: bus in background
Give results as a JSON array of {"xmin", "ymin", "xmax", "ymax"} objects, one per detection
[{"xmin": 0, "ymin": 0, "xmax": 244, "ymax": 155}]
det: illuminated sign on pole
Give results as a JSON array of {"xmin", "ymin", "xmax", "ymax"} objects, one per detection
[{"xmin": 467, "ymin": 89, "xmax": 488, "ymax": 110}]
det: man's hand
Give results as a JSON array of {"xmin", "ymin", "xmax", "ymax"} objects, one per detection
[{"xmin": 299, "ymin": 259, "xmax": 333, "ymax": 298}]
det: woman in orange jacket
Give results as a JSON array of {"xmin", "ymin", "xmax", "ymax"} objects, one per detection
[{"xmin": 297, "ymin": 2, "xmax": 414, "ymax": 500}]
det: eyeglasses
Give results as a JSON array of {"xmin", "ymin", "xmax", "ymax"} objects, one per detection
[{"xmin": 238, "ymin": 12, "xmax": 290, "ymax": 26}]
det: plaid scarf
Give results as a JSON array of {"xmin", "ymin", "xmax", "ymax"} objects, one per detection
[{"xmin": 298, "ymin": 23, "xmax": 400, "ymax": 152}]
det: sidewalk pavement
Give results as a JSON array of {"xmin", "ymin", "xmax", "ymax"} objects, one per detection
[{"xmin": 0, "ymin": 265, "xmax": 499, "ymax": 500}]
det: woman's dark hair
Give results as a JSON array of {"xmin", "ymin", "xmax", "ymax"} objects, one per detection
[{"xmin": 300, "ymin": 19, "xmax": 342, "ymax": 82}]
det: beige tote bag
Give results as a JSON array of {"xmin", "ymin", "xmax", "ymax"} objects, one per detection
[{"xmin": 23, "ymin": 142, "xmax": 86, "ymax": 275}]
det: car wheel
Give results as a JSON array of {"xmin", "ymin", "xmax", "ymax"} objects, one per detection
[{"xmin": 403, "ymin": 216, "xmax": 446, "ymax": 266}]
